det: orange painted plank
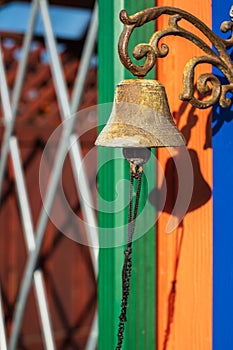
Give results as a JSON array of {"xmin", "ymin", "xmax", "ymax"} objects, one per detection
[{"xmin": 156, "ymin": 1, "xmax": 212, "ymax": 350}]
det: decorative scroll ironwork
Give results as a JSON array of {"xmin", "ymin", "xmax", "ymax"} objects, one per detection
[{"xmin": 118, "ymin": 6, "xmax": 233, "ymax": 109}]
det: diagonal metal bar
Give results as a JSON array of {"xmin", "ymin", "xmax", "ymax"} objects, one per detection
[
  {"xmin": 9, "ymin": 1, "xmax": 98, "ymax": 349},
  {"xmin": 0, "ymin": 0, "xmax": 40, "ymax": 201},
  {"xmin": 9, "ymin": 93, "xmax": 79, "ymax": 350},
  {"xmin": 85, "ymin": 310, "xmax": 98, "ymax": 350},
  {"xmin": 0, "ymin": 287, "xmax": 7, "ymax": 350},
  {"xmin": 40, "ymin": 3, "xmax": 99, "ymax": 348},
  {"xmin": 9, "ymin": 118, "xmax": 75, "ymax": 350},
  {"xmin": 70, "ymin": 1, "xmax": 98, "ymax": 113},
  {"xmin": 8, "ymin": 70, "xmax": 74, "ymax": 350},
  {"xmin": 10, "ymin": 138, "xmax": 56, "ymax": 350},
  {"xmin": 0, "ymin": 45, "xmax": 56, "ymax": 350},
  {"xmin": 40, "ymin": 0, "xmax": 99, "ymax": 272},
  {"xmin": 70, "ymin": 1, "xmax": 99, "ymax": 274}
]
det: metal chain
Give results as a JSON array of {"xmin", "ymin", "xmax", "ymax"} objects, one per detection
[{"xmin": 116, "ymin": 165, "xmax": 143, "ymax": 350}]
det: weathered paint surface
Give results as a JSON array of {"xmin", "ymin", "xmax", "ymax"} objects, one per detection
[
  {"xmin": 98, "ymin": 1, "xmax": 156, "ymax": 349},
  {"xmin": 212, "ymin": 2, "xmax": 233, "ymax": 349},
  {"xmin": 156, "ymin": 1, "xmax": 212, "ymax": 349}
]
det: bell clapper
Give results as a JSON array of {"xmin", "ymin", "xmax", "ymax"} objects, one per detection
[
  {"xmin": 129, "ymin": 162, "xmax": 143, "ymax": 178},
  {"xmin": 123, "ymin": 147, "xmax": 151, "ymax": 165}
]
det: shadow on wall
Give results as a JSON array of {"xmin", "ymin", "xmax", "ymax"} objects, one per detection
[
  {"xmin": 212, "ymin": 103, "xmax": 233, "ymax": 136},
  {"xmin": 211, "ymin": 72, "xmax": 233, "ymax": 136},
  {"xmin": 149, "ymin": 101, "xmax": 212, "ymax": 350},
  {"xmin": 149, "ymin": 102, "xmax": 212, "ymax": 220}
]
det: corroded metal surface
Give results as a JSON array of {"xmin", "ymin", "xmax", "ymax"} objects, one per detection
[
  {"xmin": 118, "ymin": 6, "xmax": 233, "ymax": 109},
  {"xmin": 95, "ymin": 79, "xmax": 186, "ymax": 147}
]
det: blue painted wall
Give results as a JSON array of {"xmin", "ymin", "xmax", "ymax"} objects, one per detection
[{"xmin": 212, "ymin": 3, "xmax": 233, "ymax": 349}]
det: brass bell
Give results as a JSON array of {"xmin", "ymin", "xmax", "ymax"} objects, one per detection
[{"xmin": 95, "ymin": 79, "xmax": 186, "ymax": 148}]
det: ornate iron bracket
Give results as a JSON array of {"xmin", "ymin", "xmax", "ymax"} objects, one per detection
[{"xmin": 118, "ymin": 6, "xmax": 233, "ymax": 109}]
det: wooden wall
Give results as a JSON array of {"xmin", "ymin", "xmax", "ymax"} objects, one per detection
[
  {"xmin": 212, "ymin": 1, "xmax": 233, "ymax": 349},
  {"xmin": 156, "ymin": 1, "xmax": 212, "ymax": 349}
]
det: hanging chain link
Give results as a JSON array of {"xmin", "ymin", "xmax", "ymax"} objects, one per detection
[{"xmin": 116, "ymin": 164, "xmax": 143, "ymax": 350}]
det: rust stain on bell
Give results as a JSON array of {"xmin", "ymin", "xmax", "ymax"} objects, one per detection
[{"xmin": 95, "ymin": 79, "xmax": 186, "ymax": 148}]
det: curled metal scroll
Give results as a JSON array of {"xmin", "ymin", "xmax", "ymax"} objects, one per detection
[{"xmin": 118, "ymin": 6, "xmax": 233, "ymax": 109}]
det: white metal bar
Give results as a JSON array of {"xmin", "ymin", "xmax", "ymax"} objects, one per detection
[
  {"xmin": 70, "ymin": 1, "xmax": 98, "ymax": 114},
  {"xmin": 8, "ymin": 4, "xmax": 80, "ymax": 338},
  {"xmin": 0, "ymin": 43, "xmax": 56, "ymax": 350},
  {"xmin": 0, "ymin": 0, "xmax": 40, "ymax": 200},
  {"xmin": 41, "ymin": 4, "xmax": 99, "ymax": 350},
  {"xmin": 5, "ymin": 1, "xmax": 98, "ymax": 348},
  {"xmin": 10, "ymin": 138, "xmax": 56, "ymax": 350},
  {"xmin": 8, "ymin": 94, "xmax": 75, "ymax": 350},
  {"xmin": 70, "ymin": 1, "xmax": 99, "ymax": 275},
  {"xmin": 33, "ymin": 270, "xmax": 56, "ymax": 349},
  {"xmin": 40, "ymin": 0, "xmax": 70, "ymax": 118},
  {"xmin": 0, "ymin": 288, "xmax": 7, "ymax": 350},
  {"xmin": 11, "ymin": 0, "xmax": 40, "ymax": 115},
  {"xmin": 69, "ymin": 4, "xmax": 99, "ymax": 348},
  {"xmin": 40, "ymin": 0, "xmax": 99, "ymax": 270},
  {"xmin": 85, "ymin": 310, "xmax": 98, "ymax": 350},
  {"xmin": 9, "ymin": 139, "xmax": 35, "ymax": 252},
  {"xmin": 69, "ymin": 137, "xmax": 98, "ymax": 274}
]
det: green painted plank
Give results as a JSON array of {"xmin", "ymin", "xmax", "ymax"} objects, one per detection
[{"xmin": 98, "ymin": 1, "xmax": 156, "ymax": 349}]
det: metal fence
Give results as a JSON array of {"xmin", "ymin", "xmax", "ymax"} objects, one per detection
[{"xmin": 0, "ymin": 1, "xmax": 98, "ymax": 349}]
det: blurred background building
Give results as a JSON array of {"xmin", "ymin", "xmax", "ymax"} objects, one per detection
[{"xmin": 0, "ymin": 0, "xmax": 97, "ymax": 349}]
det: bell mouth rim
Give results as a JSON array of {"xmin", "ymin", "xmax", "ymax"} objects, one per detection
[
  {"xmin": 95, "ymin": 144, "xmax": 187, "ymax": 148},
  {"xmin": 95, "ymin": 122, "xmax": 187, "ymax": 148}
]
